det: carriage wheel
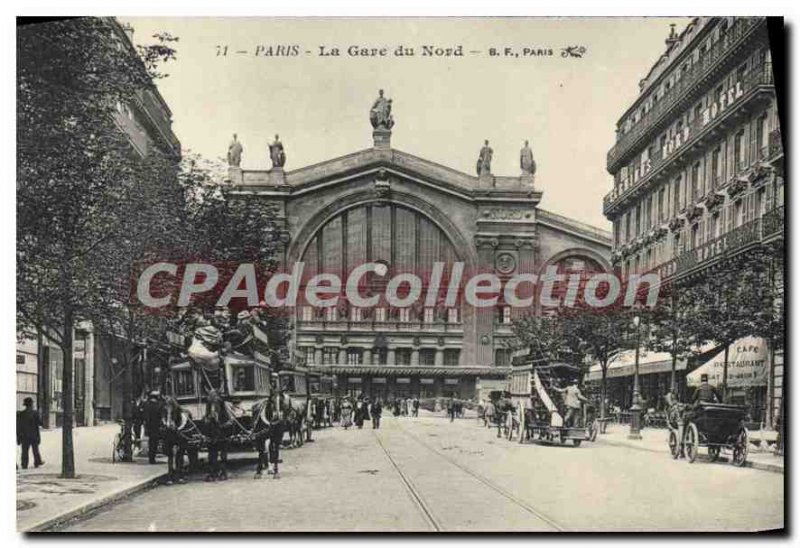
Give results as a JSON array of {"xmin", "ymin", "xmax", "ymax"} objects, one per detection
[
  {"xmin": 708, "ymin": 446, "xmax": 721, "ymax": 462},
  {"xmin": 668, "ymin": 430, "xmax": 680, "ymax": 459},
  {"xmin": 732, "ymin": 428, "xmax": 749, "ymax": 467},
  {"xmin": 572, "ymin": 439, "xmax": 582, "ymax": 447},
  {"xmin": 506, "ymin": 412, "xmax": 515, "ymax": 441},
  {"xmin": 684, "ymin": 423, "xmax": 699, "ymax": 463},
  {"xmin": 517, "ymin": 403, "xmax": 526, "ymax": 444}
]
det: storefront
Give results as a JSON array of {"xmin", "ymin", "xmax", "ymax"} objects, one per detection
[
  {"xmin": 687, "ymin": 336, "xmax": 769, "ymax": 422},
  {"xmin": 585, "ymin": 350, "xmax": 691, "ymax": 411}
]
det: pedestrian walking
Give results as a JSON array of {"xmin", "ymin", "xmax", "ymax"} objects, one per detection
[
  {"xmin": 371, "ymin": 399, "xmax": 383, "ymax": 429},
  {"xmin": 341, "ymin": 398, "xmax": 353, "ymax": 429},
  {"xmin": 447, "ymin": 399, "xmax": 455, "ymax": 422},
  {"xmin": 17, "ymin": 397, "xmax": 44, "ymax": 469},
  {"xmin": 413, "ymin": 397, "xmax": 419, "ymax": 417},
  {"xmin": 405, "ymin": 397, "xmax": 413, "ymax": 418},
  {"xmin": 144, "ymin": 391, "xmax": 165, "ymax": 464}
]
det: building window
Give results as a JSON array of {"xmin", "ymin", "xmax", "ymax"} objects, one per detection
[
  {"xmin": 375, "ymin": 307, "xmax": 386, "ymax": 322},
  {"xmin": 323, "ymin": 307, "xmax": 336, "ymax": 321},
  {"xmin": 16, "ymin": 354, "xmax": 25, "ymax": 365},
  {"xmin": 302, "ymin": 306, "xmax": 313, "ymax": 321},
  {"xmin": 346, "ymin": 348, "xmax": 363, "ymax": 365},
  {"xmin": 712, "ymin": 147, "xmax": 722, "ymax": 187},
  {"xmin": 423, "ymin": 308, "xmax": 434, "ymax": 323},
  {"xmin": 350, "ymin": 307, "xmax": 362, "ymax": 322},
  {"xmin": 691, "ymin": 162, "xmax": 701, "ymax": 202},
  {"xmin": 657, "ymin": 187, "xmax": 665, "ymax": 223},
  {"xmin": 673, "ymin": 176, "xmax": 682, "ymax": 212},
  {"xmin": 734, "ymin": 131, "xmax": 745, "ymax": 172},
  {"xmin": 496, "ymin": 306, "xmax": 511, "ymax": 325},
  {"xmin": 396, "ymin": 348, "xmax": 412, "ymax": 366},
  {"xmin": 420, "ymin": 349, "xmax": 436, "ymax": 366},
  {"xmin": 756, "ymin": 187, "xmax": 766, "ymax": 217},
  {"xmin": 444, "ymin": 349, "xmax": 460, "ymax": 366},
  {"xmin": 374, "ymin": 348, "xmax": 388, "ymax": 365},
  {"xmin": 758, "ymin": 115, "xmax": 769, "ymax": 159},
  {"xmin": 398, "ymin": 308, "xmax": 410, "ymax": 322},
  {"xmin": 733, "ymin": 200, "xmax": 744, "ymax": 226},
  {"xmin": 304, "ymin": 347, "xmax": 316, "ymax": 366},
  {"xmin": 447, "ymin": 308, "xmax": 459, "ymax": 324},
  {"xmin": 494, "ymin": 348, "xmax": 512, "ymax": 366},
  {"xmin": 323, "ymin": 347, "xmax": 338, "ymax": 365}
]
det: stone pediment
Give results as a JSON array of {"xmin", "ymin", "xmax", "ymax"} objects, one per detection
[{"xmin": 232, "ymin": 147, "xmax": 541, "ymax": 203}]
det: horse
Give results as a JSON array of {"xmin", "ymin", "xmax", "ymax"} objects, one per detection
[
  {"xmin": 251, "ymin": 395, "xmax": 286, "ymax": 479},
  {"xmin": 203, "ymin": 389, "xmax": 232, "ymax": 481},
  {"xmin": 281, "ymin": 394, "xmax": 310, "ymax": 447},
  {"xmin": 161, "ymin": 396, "xmax": 202, "ymax": 484}
]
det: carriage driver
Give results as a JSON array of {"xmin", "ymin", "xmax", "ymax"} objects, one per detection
[
  {"xmin": 692, "ymin": 374, "xmax": 721, "ymax": 405},
  {"xmin": 554, "ymin": 381, "xmax": 589, "ymax": 428}
]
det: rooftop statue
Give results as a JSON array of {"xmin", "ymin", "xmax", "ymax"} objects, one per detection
[
  {"xmin": 370, "ymin": 89, "xmax": 395, "ymax": 130},
  {"xmin": 227, "ymin": 133, "xmax": 243, "ymax": 167},
  {"xmin": 520, "ymin": 140, "xmax": 536, "ymax": 175},
  {"xmin": 269, "ymin": 134, "xmax": 286, "ymax": 168}
]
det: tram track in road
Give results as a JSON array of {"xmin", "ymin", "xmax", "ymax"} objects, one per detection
[
  {"xmin": 393, "ymin": 423, "xmax": 567, "ymax": 532},
  {"xmin": 373, "ymin": 430, "xmax": 443, "ymax": 532}
]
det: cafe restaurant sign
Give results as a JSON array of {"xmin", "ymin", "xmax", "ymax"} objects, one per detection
[{"xmin": 687, "ymin": 337, "xmax": 768, "ymax": 388}]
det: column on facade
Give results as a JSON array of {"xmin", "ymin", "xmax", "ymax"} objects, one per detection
[
  {"xmin": 435, "ymin": 348, "xmax": 444, "ymax": 366},
  {"xmin": 363, "ymin": 348, "xmax": 372, "ymax": 366},
  {"xmin": 387, "ymin": 348, "xmax": 396, "ymax": 366},
  {"xmin": 338, "ymin": 347, "xmax": 347, "ymax": 366},
  {"xmin": 314, "ymin": 348, "xmax": 323, "ymax": 365},
  {"xmin": 411, "ymin": 349, "xmax": 420, "ymax": 366}
]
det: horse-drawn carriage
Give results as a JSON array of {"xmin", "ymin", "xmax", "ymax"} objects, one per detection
[
  {"xmin": 155, "ymin": 308, "xmax": 308, "ymax": 481},
  {"xmin": 667, "ymin": 401, "xmax": 749, "ymax": 466},
  {"xmin": 507, "ymin": 354, "xmax": 594, "ymax": 446}
]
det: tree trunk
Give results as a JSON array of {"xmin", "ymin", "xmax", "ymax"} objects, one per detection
[
  {"xmin": 670, "ymin": 329, "xmax": 678, "ymax": 394},
  {"xmin": 37, "ymin": 330, "xmax": 51, "ymax": 429},
  {"xmin": 721, "ymin": 344, "xmax": 730, "ymax": 403},
  {"xmin": 121, "ymin": 312, "xmax": 136, "ymax": 462},
  {"xmin": 60, "ymin": 307, "xmax": 76, "ymax": 478},
  {"xmin": 600, "ymin": 366, "xmax": 607, "ymax": 419}
]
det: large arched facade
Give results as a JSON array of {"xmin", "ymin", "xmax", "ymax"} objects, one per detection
[{"xmin": 230, "ymin": 128, "xmax": 611, "ymax": 400}]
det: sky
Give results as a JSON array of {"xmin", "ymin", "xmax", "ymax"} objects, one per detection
[{"xmin": 123, "ymin": 17, "xmax": 691, "ymax": 229}]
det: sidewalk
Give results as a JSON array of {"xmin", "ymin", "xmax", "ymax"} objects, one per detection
[
  {"xmin": 595, "ymin": 424, "xmax": 784, "ymax": 474},
  {"xmin": 17, "ymin": 423, "xmax": 168, "ymax": 532}
]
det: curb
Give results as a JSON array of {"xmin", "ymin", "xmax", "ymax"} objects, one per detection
[
  {"xmin": 23, "ymin": 472, "xmax": 169, "ymax": 533},
  {"xmin": 596, "ymin": 437, "xmax": 784, "ymax": 474}
]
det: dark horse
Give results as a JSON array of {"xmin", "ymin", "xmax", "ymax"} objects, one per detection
[
  {"xmin": 251, "ymin": 395, "xmax": 286, "ymax": 479},
  {"xmin": 203, "ymin": 390, "xmax": 232, "ymax": 481},
  {"xmin": 161, "ymin": 396, "xmax": 202, "ymax": 485}
]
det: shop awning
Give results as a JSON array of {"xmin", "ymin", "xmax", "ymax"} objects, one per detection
[
  {"xmin": 686, "ymin": 337, "xmax": 768, "ymax": 388},
  {"xmin": 312, "ymin": 365, "xmax": 509, "ymax": 377},
  {"xmin": 585, "ymin": 350, "xmax": 686, "ymax": 382}
]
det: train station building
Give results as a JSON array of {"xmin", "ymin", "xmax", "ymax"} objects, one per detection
[{"xmin": 229, "ymin": 97, "xmax": 611, "ymax": 401}]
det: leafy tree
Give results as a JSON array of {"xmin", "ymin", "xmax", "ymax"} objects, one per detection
[
  {"xmin": 641, "ymin": 282, "xmax": 698, "ymax": 394},
  {"xmin": 17, "ymin": 18, "xmax": 181, "ymax": 477}
]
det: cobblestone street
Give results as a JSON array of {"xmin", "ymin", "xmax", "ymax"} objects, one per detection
[{"xmin": 62, "ymin": 414, "xmax": 784, "ymax": 532}]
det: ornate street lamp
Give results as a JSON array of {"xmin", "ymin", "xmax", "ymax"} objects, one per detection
[{"xmin": 628, "ymin": 314, "xmax": 643, "ymax": 440}]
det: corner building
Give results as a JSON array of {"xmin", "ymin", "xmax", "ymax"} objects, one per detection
[
  {"xmin": 230, "ymin": 114, "xmax": 611, "ymax": 401},
  {"xmin": 603, "ymin": 17, "xmax": 784, "ymax": 424}
]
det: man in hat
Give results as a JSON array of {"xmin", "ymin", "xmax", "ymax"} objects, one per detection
[
  {"xmin": 144, "ymin": 391, "xmax": 165, "ymax": 464},
  {"xmin": 692, "ymin": 374, "xmax": 721, "ymax": 404},
  {"xmin": 17, "ymin": 397, "xmax": 44, "ymax": 469}
]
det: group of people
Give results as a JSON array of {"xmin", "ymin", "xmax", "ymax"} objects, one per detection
[{"xmin": 338, "ymin": 396, "xmax": 383, "ymax": 429}]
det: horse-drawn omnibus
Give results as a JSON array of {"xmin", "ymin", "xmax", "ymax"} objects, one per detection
[{"xmin": 506, "ymin": 353, "xmax": 595, "ymax": 446}]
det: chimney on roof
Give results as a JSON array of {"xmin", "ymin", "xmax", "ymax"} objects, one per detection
[{"xmin": 665, "ymin": 23, "xmax": 679, "ymax": 49}]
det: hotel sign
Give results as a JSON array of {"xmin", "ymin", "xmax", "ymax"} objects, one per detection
[{"xmin": 660, "ymin": 218, "xmax": 761, "ymax": 278}]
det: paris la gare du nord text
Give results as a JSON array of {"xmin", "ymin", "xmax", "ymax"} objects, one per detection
[{"xmin": 133, "ymin": 261, "xmax": 661, "ymax": 313}]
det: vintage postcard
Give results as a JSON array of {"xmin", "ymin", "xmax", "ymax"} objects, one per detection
[{"xmin": 15, "ymin": 16, "xmax": 785, "ymax": 533}]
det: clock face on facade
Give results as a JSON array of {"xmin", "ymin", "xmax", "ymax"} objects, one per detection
[{"xmin": 495, "ymin": 252, "xmax": 517, "ymax": 274}]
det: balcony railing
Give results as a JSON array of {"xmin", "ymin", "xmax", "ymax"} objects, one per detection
[
  {"xmin": 297, "ymin": 319, "xmax": 463, "ymax": 333},
  {"xmin": 607, "ymin": 17, "xmax": 763, "ymax": 172},
  {"xmin": 658, "ymin": 206, "xmax": 783, "ymax": 279},
  {"xmin": 604, "ymin": 62, "xmax": 774, "ymax": 213}
]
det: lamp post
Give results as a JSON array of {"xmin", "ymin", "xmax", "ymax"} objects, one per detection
[{"xmin": 628, "ymin": 314, "xmax": 643, "ymax": 440}]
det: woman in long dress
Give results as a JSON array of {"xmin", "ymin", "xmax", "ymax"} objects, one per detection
[{"xmin": 341, "ymin": 398, "xmax": 353, "ymax": 429}]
